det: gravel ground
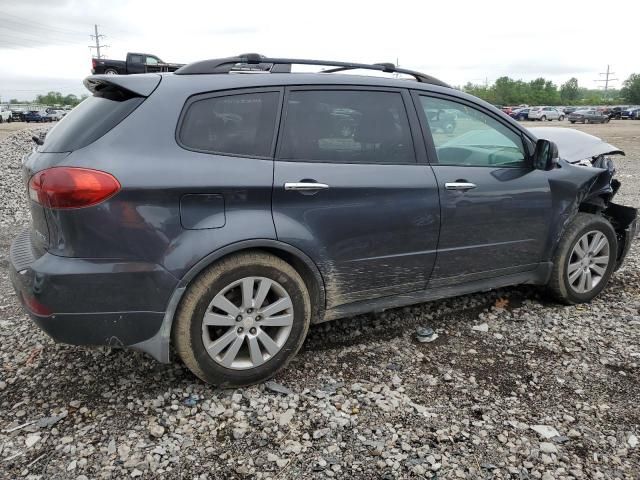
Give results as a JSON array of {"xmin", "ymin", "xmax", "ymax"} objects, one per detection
[{"xmin": 0, "ymin": 122, "xmax": 639, "ymax": 479}]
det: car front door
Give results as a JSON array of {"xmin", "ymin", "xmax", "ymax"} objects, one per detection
[
  {"xmin": 413, "ymin": 92, "xmax": 553, "ymax": 287},
  {"xmin": 272, "ymin": 87, "xmax": 440, "ymax": 308}
]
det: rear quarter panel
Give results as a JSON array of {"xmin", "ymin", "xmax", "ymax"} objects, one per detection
[{"xmin": 41, "ymin": 75, "xmax": 277, "ymax": 281}]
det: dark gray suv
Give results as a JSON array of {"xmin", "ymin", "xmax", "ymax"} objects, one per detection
[{"xmin": 9, "ymin": 55, "xmax": 637, "ymax": 386}]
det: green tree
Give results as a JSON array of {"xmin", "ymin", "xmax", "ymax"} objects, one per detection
[
  {"xmin": 560, "ymin": 78, "xmax": 580, "ymax": 104},
  {"xmin": 620, "ymin": 74, "xmax": 640, "ymax": 104}
]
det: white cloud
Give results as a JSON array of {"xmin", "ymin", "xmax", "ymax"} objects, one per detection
[{"xmin": 0, "ymin": 0, "xmax": 638, "ymax": 100}]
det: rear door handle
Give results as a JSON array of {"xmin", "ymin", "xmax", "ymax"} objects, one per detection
[
  {"xmin": 445, "ymin": 182, "xmax": 477, "ymax": 191},
  {"xmin": 284, "ymin": 182, "xmax": 330, "ymax": 191}
]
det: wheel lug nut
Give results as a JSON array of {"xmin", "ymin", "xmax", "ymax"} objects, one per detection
[
  {"xmin": 250, "ymin": 327, "xmax": 257, "ymax": 334},
  {"xmin": 255, "ymin": 315, "xmax": 262, "ymax": 321},
  {"xmin": 236, "ymin": 315, "xmax": 242, "ymax": 322},
  {"xmin": 247, "ymin": 308, "xmax": 253, "ymax": 314},
  {"xmin": 237, "ymin": 327, "xmax": 243, "ymax": 333}
]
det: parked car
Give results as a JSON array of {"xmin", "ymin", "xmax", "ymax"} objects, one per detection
[
  {"xmin": 10, "ymin": 54, "xmax": 637, "ymax": 386},
  {"xmin": 510, "ymin": 108, "xmax": 530, "ymax": 121},
  {"xmin": 45, "ymin": 110, "xmax": 64, "ymax": 121},
  {"xmin": 91, "ymin": 52, "xmax": 184, "ymax": 75},
  {"xmin": 620, "ymin": 107, "xmax": 640, "ymax": 120},
  {"xmin": 568, "ymin": 109, "xmax": 610, "ymax": 124},
  {"xmin": 527, "ymin": 106, "xmax": 564, "ymax": 121},
  {"xmin": 0, "ymin": 107, "xmax": 11, "ymax": 123},
  {"xmin": 23, "ymin": 110, "xmax": 52, "ymax": 123},
  {"xmin": 424, "ymin": 108, "xmax": 457, "ymax": 133},
  {"xmin": 603, "ymin": 106, "xmax": 624, "ymax": 119},
  {"xmin": 563, "ymin": 106, "xmax": 579, "ymax": 115},
  {"xmin": 10, "ymin": 109, "xmax": 25, "ymax": 121}
]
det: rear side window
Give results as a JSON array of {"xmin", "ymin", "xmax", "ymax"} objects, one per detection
[
  {"xmin": 179, "ymin": 91, "xmax": 279, "ymax": 158},
  {"xmin": 40, "ymin": 85, "xmax": 143, "ymax": 153},
  {"xmin": 278, "ymin": 90, "xmax": 415, "ymax": 164}
]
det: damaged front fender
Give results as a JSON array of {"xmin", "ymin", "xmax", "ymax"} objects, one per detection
[{"xmin": 531, "ymin": 127, "xmax": 638, "ymax": 269}]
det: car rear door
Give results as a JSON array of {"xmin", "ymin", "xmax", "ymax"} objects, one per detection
[
  {"xmin": 271, "ymin": 87, "xmax": 440, "ymax": 308},
  {"xmin": 413, "ymin": 92, "xmax": 553, "ymax": 287}
]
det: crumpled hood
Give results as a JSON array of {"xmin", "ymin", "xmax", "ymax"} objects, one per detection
[{"xmin": 528, "ymin": 127, "xmax": 624, "ymax": 163}]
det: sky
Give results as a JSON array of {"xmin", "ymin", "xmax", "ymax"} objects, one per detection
[{"xmin": 0, "ymin": 0, "xmax": 638, "ymax": 101}]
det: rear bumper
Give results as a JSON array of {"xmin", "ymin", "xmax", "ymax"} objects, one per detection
[{"xmin": 9, "ymin": 228, "xmax": 177, "ymax": 349}]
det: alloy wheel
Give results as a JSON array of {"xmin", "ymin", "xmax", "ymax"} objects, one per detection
[
  {"xmin": 201, "ymin": 276, "xmax": 294, "ymax": 370},
  {"xmin": 567, "ymin": 230, "xmax": 610, "ymax": 294}
]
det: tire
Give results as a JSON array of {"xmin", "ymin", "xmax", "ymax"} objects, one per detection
[
  {"xmin": 584, "ymin": 119, "xmax": 589, "ymax": 124},
  {"xmin": 570, "ymin": 121, "xmax": 575, "ymax": 124},
  {"xmin": 540, "ymin": 115, "xmax": 547, "ymax": 121},
  {"xmin": 559, "ymin": 115, "xmax": 565, "ymax": 121},
  {"xmin": 104, "ymin": 68, "xmax": 119, "ymax": 75},
  {"xmin": 173, "ymin": 251, "xmax": 311, "ymax": 386},
  {"xmin": 604, "ymin": 117, "xmax": 610, "ymax": 123},
  {"xmin": 547, "ymin": 213, "xmax": 617, "ymax": 305}
]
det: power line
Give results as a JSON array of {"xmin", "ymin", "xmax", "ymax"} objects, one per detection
[
  {"xmin": 0, "ymin": 9, "xmax": 87, "ymax": 35},
  {"xmin": 594, "ymin": 65, "xmax": 619, "ymax": 100},
  {"xmin": 89, "ymin": 24, "xmax": 108, "ymax": 59}
]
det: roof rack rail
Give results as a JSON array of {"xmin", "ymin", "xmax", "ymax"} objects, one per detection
[{"xmin": 174, "ymin": 54, "xmax": 450, "ymax": 88}]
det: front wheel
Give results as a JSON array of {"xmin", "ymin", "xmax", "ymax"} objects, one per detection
[
  {"xmin": 559, "ymin": 115, "xmax": 565, "ymax": 121},
  {"xmin": 173, "ymin": 252, "xmax": 311, "ymax": 386},
  {"xmin": 547, "ymin": 213, "xmax": 617, "ymax": 304},
  {"xmin": 570, "ymin": 121, "xmax": 575, "ymax": 124}
]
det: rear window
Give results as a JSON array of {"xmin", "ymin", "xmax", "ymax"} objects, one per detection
[
  {"xmin": 40, "ymin": 86, "xmax": 143, "ymax": 153},
  {"xmin": 178, "ymin": 91, "xmax": 280, "ymax": 158}
]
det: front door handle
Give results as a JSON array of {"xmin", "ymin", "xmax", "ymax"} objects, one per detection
[
  {"xmin": 284, "ymin": 182, "xmax": 330, "ymax": 191},
  {"xmin": 445, "ymin": 182, "xmax": 477, "ymax": 191}
]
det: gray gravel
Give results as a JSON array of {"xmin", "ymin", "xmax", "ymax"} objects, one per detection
[{"xmin": 0, "ymin": 122, "xmax": 639, "ymax": 479}]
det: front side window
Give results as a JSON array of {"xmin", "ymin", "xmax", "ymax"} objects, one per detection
[
  {"xmin": 145, "ymin": 56, "xmax": 159, "ymax": 65},
  {"xmin": 278, "ymin": 90, "xmax": 415, "ymax": 164},
  {"xmin": 179, "ymin": 91, "xmax": 279, "ymax": 157},
  {"xmin": 420, "ymin": 96, "xmax": 526, "ymax": 167},
  {"xmin": 129, "ymin": 55, "xmax": 143, "ymax": 64}
]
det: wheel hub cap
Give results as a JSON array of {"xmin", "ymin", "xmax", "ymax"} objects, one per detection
[
  {"xmin": 567, "ymin": 230, "xmax": 610, "ymax": 294},
  {"xmin": 201, "ymin": 276, "xmax": 294, "ymax": 370}
]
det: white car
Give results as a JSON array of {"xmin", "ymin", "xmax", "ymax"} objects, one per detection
[
  {"xmin": 0, "ymin": 108, "xmax": 11, "ymax": 123},
  {"xmin": 45, "ymin": 110, "xmax": 64, "ymax": 121},
  {"xmin": 527, "ymin": 106, "xmax": 565, "ymax": 121}
]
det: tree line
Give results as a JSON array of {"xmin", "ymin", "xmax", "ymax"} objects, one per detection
[
  {"xmin": 7, "ymin": 91, "xmax": 88, "ymax": 107},
  {"xmin": 6, "ymin": 74, "xmax": 640, "ymax": 109},
  {"xmin": 462, "ymin": 73, "xmax": 640, "ymax": 106}
]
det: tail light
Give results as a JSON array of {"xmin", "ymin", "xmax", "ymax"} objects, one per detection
[
  {"xmin": 28, "ymin": 167, "xmax": 121, "ymax": 209},
  {"xmin": 92, "ymin": 58, "xmax": 97, "ymax": 69}
]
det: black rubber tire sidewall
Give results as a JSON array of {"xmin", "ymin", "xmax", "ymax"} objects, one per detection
[
  {"xmin": 549, "ymin": 213, "xmax": 617, "ymax": 304},
  {"xmin": 175, "ymin": 255, "xmax": 310, "ymax": 387}
]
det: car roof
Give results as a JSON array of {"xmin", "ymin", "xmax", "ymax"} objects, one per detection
[{"xmin": 161, "ymin": 71, "xmax": 455, "ymax": 95}]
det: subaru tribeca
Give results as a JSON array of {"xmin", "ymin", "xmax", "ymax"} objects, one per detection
[{"xmin": 10, "ymin": 55, "xmax": 637, "ymax": 386}]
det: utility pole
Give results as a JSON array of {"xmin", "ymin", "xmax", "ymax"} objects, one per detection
[
  {"xmin": 594, "ymin": 65, "xmax": 618, "ymax": 101},
  {"xmin": 89, "ymin": 24, "xmax": 108, "ymax": 59}
]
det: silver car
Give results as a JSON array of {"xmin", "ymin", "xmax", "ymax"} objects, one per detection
[{"xmin": 528, "ymin": 106, "xmax": 564, "ymax": 121}]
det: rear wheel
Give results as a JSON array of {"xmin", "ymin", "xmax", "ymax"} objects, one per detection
[
  {"xmin": 584, "ymin": 118, "xmax": 589, "ymax": 124},
  {"xmin": 173, "ymin": 252, "xmax": 311, "ymax": 386},
  {"xmin": 104, "ymin": 68, "xmax": 119, "ymax": 75},
  {"xmin": 540, "ymin": 115, "xmax": 547, "ymax": 121},
  {"xmin": 547, "ymin": 213, "xmax": 617, "ymax": 304}
]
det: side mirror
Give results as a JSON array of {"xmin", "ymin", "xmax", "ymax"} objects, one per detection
[{"xmin": 533, "ymin": 139, "xmax": 559, "ymax": 170}]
